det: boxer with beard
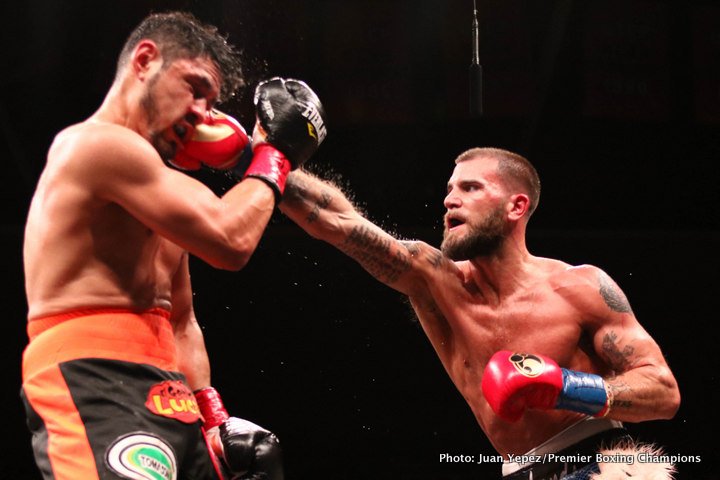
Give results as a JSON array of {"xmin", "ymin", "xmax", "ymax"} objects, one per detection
[{"xmin": 279, "ymin": 147, "xmax": 680, "ymax": 479}]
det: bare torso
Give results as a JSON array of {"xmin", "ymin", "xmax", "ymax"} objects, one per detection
[
  {"xmin": 24, "ymin": 122, "xmax": 183, "ymax": 320},
  {"xmin": 408, "ymin": 255, "xmax": 610, "ymax": 456},
  {"xmin": 280, "ymin": 167, "xmax": 680, "ymax": 459}
]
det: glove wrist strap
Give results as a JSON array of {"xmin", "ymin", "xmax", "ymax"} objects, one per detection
[
  {"xmin": 555, "ymin": 369, "xmax": 610, "ymax": 417},
  {"xmin": 194, "ymin": 387, "xmax": 229, "ymax": 429},
  {"xmin": 243, "ymin": 143, "xmax": 291, "ymax": 202}
]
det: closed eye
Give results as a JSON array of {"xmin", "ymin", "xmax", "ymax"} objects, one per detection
[{"xmin": 187, "ymin": 75, "xmax": 218, "ymax": 107}]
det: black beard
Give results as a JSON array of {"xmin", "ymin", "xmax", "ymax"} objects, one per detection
[
  {"xmin": 141, "ymin": 74, "xmax": 176, "ymax": 161},
  {"xmin": 150, "ymin": 132, "xmax": 176, "ymax": 161},
  {"xmin": 441, "ymin": 207, "xmax": 507, "ymax": 260}
]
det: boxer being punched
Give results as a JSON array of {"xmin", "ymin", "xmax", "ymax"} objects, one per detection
[
  {"xmin": 279, "ymin": 148, "xmax": 679, "ymax": 479},
  {"xmin": 21, "ymin": 11, "xmax": 324, "ymax": 480}
]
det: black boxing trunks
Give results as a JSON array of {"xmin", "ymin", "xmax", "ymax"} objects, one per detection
[
  {"xmin": 20, "ymin": 308, "xmax": 221, "ymax": 480},
  {"xmin": 502, "ymin": 418, "xmax": 632, "ymax": 480}
]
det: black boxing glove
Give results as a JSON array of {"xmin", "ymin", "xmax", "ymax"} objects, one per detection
[
  {"xmin": 241, "ymin": 77, "xmax": 327, "ymax": 200},
  {"xmin": 220, "ymin": 417, "xmax": 283, "ymax": 480},
  {"xmin": 195, "ymin": 387, "xmax": 283, "ymax": 480}
]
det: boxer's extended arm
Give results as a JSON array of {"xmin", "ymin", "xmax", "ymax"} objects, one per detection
[
  {"xmin": 281, "ymin": 170, "xmax": 448, "ymax": 297},
  {"xmin": 569, "ymin": 266, "xmax": 680, "ymax": 422}
]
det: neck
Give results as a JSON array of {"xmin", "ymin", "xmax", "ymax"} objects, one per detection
[
  {"xmin": 90, "ymin": 77, "xmax": 147, "ymax": 136},
  {"xmin": 467, "ymin": 231, "xmax": 532, "ymax": 303}
]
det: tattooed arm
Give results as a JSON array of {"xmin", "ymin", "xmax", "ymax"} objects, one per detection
[
  {"xmin": 280, "ymin": 170, "xmax": 453, "ymax": 297},
  {"xmin": 569, "ymin": 266, "xmax": 680, "ymax": 422}
]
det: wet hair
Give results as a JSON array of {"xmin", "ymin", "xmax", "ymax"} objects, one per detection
[
  {"xmin": 455, "ymin": 147, "xmax": 541, "ymax": 216},
  {"xmin": 116, "ymin": 11, "xmax": 244, "ymax": 101}
]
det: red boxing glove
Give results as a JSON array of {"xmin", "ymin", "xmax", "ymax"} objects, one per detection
[
  {"xmin": 171, "ymin": 109, "xmax": 252, "ymax": 171},
  {"xmin": 481, "ymin": 351, "xmax": 611, "ymax": 422}
]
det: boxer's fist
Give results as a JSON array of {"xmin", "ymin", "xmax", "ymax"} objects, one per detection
[
  {"xmin": 242, "ymin": 77, "xmax": 327, "ymax": 200},
  {"xmin": 253, "ymin": 77, "xmax": 327, "ymax": 168},
  {"xmin": 195, "ymin": 387, "xmax": 283, "ymax": 480},
  {"xmin": 172, "ymin": 109, "xmax": 252, "ymax": 172},
  {"xmin": 481, "ymin": 351, "xmax": 610, "ymax": 422},
  {"xmin": 218, "ymin": 417, "xmax": 283, "ymax": 480}
]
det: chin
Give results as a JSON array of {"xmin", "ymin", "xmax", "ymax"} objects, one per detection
[{"xmin": 440, "ymin": 238, "xmax": 465, "ymax": 261}]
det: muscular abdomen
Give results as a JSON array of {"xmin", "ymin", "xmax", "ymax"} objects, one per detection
[{"xmin": 24, "ymin": 176, "xmax": 178, "ymax": 319}]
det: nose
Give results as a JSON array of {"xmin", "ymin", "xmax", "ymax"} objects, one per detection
[
  {"xmin": 444, "ymin": 190, "xmax": 461, "ymax": 209},
  {"xmin": 188, "ymin": 99, "xmax": 210, "ymax": 126}
]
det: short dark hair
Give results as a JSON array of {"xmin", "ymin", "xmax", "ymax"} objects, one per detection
[
  {"xmin": 117, "ymin": 11, "xmax": 244, "ymax": 101},
  {"xmin": 455, "ymin": 147, "xmax": 541, "ymax": 216}
]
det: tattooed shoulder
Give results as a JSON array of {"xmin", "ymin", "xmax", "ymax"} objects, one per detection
[{"xmin": 598, "ymin": 271, "xmax": 633, "ymax": 314}]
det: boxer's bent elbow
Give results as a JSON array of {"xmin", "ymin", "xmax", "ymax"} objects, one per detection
[
  {"xmin": 656, "ymin": 366, "xmax": 681, "ymax": 419},
  {"xmin": 214, "ymin": 255, "xmax": 250, "ymax": 271},
  {"xmin": 204, "ymin": 241, "xmax": 255, "ymax": 271}
]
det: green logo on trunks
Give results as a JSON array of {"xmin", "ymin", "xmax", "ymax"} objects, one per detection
[{"xmin": 106, "ymin": 432, "xmax": 177, "ymax": 480}]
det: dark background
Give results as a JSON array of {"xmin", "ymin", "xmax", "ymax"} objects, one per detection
[{"xmin": 1, "ymin": 0, "xmax": 718, "ymax": 478}]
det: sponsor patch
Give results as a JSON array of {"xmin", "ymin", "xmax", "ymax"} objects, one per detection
[
  {"xmin": 106, "ymin": 432, "xmax": 177, "ymax": 480},
  {"xmin": 145, "ymin": 380, "xmax": 200, "ymax": 424}
]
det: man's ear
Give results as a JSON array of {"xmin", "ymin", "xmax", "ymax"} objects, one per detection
[
  {"xmin": 131, "ymin": 40, "xmax": 162, "ymax": 80},
  {"xmin": 507, "ymin": 193, "xmax": 531, "ymax": 221}
]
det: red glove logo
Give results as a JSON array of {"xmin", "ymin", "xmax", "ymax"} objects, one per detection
[{"xmin": 508, "ymin": 352, "xmax": 546, "ymax": 378}]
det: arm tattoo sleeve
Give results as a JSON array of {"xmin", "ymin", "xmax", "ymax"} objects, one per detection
[
  {"xmin": 598, "ymin": 271, "xmax": 633, "ymax": 313},
  {"xmin": 400, "ymin": 241, "xmax": 446, "ymax": 269},
  {"xmin": 602, "ymin": 330, "xmax": 635, "ymax": 371},
  {"xmin": 602, "ymin": 334, "xmax": 636, "ymax": 408},
  {"xmin": 425, "ymin": 249, "xmax": 445, "ymax": 269},
  {"xmin": 283, "ymin": 175, "xmax": 310, "ymax": 205},
  {"xmin": 283, "ymin": 175, "xmax": 334, "ymax": 223},
  {"xmin": 307, "ymin": 190, "xmax": 332, "ymax": 223},
  {"xmin": 341, "ymin": 225, "xmax": 411, "ymax": 284},
  {"xmin": 399, "ymin": 240, "xmax": 420, "ymax": 256},
  {"xmin": 605, "ymin": 377, "xmax": 634, "ymax": 409}
]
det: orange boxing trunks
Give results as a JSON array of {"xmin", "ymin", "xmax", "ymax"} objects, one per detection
[{"xmin": 20, "ymin": 308, "xmax": 220, "ymax": 480}]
